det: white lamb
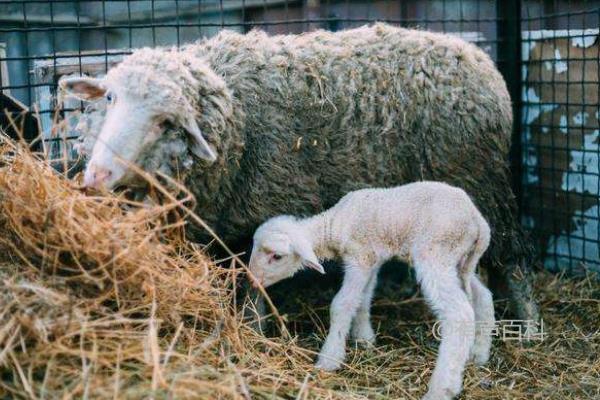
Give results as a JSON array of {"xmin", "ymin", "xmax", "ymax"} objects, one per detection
[{"xmin": 248, "ymin": 181, "xmax": 494, "ymax": 400}]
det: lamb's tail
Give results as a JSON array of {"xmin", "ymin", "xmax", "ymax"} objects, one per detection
[
  {"xmin": 474, "ymin": 214, "xmax": 491, "ymax": 265},
  {"xmin": 460, "ymin": 213, "xmax": 491, "ymax": 297}
]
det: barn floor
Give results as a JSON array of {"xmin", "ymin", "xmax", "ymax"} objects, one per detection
[
  {"xmin": 267, "ymin": 269, "xmax": 600, "ymax": 399},
  {"xmin": 0, "ymin": 139, "xmax": 598, "ymax": 399},
  {"xmin": 1, "ymin": 261, "xmax": 597, "ymax": 399}
]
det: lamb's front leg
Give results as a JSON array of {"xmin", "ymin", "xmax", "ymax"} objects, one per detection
[
  {"xmin": 316, "ymin": 265, "xmax": 370, "ymax": 371},
  {"xmin": 350, "ymin": 266, "xmax": 381, "ymax": 345}
]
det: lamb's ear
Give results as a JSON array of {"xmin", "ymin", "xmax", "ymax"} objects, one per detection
[
  {"xmin": 58, "ymin": 76, "xmax": 106, "ymax": 101},
  {"xmin": 183, "ymin": 116, "xmax": 217, "ymax": 162},
  {"xmin": 293, "ymin": 240, "xmax": 325, "ymax": 274}
]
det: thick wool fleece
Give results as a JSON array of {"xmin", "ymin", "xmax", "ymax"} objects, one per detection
[
  {"xmin": 79, "ymin": 24, "xmax": 529, "ymax": 276},
  {"xmin": 184, "ymin": 24, "xmax": 524, "ymax": 267}
]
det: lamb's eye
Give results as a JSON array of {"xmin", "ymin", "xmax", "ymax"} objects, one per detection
[
  {"xmin": 106, "ymin": 92, "xmax": 115, "ymax": 104},
  {"xmin": 272, "ymin": 254, "xmax": 282, "ymax": 261}
]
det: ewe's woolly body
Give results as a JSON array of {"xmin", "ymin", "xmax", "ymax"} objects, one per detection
[
  {"xmin": 188, "ymin": 25, "xmax": 512, "ymax": 245},
  {"xmin": 78, "ymin": 24, "xmax": 526, "ymax": 272}
]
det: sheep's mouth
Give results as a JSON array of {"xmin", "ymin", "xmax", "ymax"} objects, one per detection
[{"xmin": 113, "ymin": 178, "xmax": 149, "ymax": 198}]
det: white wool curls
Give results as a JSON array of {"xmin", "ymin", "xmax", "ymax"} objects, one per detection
[
  {"xmin": 58, "ymin": 46, "xmax": 232, "ymax": 188},
  {"xmin": 249, "ymin": 181, "xmax": 494, "ymax": 400}
]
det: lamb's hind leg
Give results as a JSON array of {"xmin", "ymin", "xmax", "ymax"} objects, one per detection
[
  {"xmin": 459, "ymin": 223, "xmax": 494, "ymax": 365},
  {"xmin": 415, "ymin": 254, "xmax": 475, "ymax": 400},
  {"xmin": 469, "ymin": 275, "xmax": 494, "ymax": 365},
  {"xmin": 350, "ymin": 266, "xmax": 381, "ymax": 345}
]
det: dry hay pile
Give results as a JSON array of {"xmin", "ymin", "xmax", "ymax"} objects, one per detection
[
  {"xmin": 0, "ymin": 138, "xmax": 313, "ymax": 399},
  {"xmin": 0, "ymin": 138, "xmax": 598, "ymax": 399}
]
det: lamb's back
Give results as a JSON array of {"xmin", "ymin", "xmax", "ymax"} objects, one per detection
[{"xmin": 332, "ymin": 182, "xmax": 479, "ymax": 248}]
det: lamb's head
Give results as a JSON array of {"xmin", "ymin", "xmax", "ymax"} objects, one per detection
[
  {"xmin": 59, "ymin": 47, "xmax": 230, "ymax": 189},
  {"xmin": 249, "ymin": 216, "xmax": 324, "ymax": 288}
]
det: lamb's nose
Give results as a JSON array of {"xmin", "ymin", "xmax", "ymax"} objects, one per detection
[
  {"xmin": 248, "ymin": 270, "xmax": 263, "ymax": 288},
  {"xmin": 250, "ymin": 275, "xmax": 261, "ymax": 288},
  {"xmin": 83, "ymin": 166, "xmax": 113, "ymax": 189}
]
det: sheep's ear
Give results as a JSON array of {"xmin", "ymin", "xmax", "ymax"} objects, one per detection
[
  {"xmin": 183, "ymin": 117, "xmax": 217, "ymax": 162},
  {"xmin": 293, "ymin": 241, "xmax": 325, "ymax": 274},
  {"xmin": 59, "ymin": 76, "xmax": 106, "ymax": 101},
  {"xmin": 303, "ymin": 259, "xmax": 325, "ymax": 274}
]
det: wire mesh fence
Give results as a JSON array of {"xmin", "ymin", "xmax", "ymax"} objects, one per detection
[
  {"xmin": 0, "ymin": 0, "xmax": 505, "ymax": 147},
  {"xmin": 0, "ymin": 0, "xmax": 598, "ymax": 274},
  {"xmin": 520, "ymin": 2, "xmax": 600, "ymax": 274}
]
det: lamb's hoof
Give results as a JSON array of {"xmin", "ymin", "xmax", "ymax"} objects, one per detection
[
  {"xmin": 422, "ymin": 387, "xmax": 457, "ymax": 400},
  {"xmin": 315, "ymin": 356, "xmax": 342, "ymax": 372},
  {"xmin": 354, "ymin": 339, "xmax": 375, "ymax": 349},
  {"xmin": 469, "ymin": 344, "xmax": 491, "ymax": 366},
  {"xmin": 352, "ymin": 335, "xmax": 376, "ymax": 348},
  {"xmin": 472, "ymin": 351, "xmax": 490, "ymax": 366},
  {"xmin": 351, "ymin": 325, "xmax": 376, "ymax": 347},
  {"xmin": 423, "ymin": 379, "xmax": 461, "ymax": 400}
]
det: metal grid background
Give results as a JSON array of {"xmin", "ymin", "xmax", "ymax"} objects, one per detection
[
  {"xmin": 520, "ymin": 2, "xmax": 600, "ymax": 274},
  {"xmin": 0, "ymin": 0, "xmax": 598, "ymax": 274}
]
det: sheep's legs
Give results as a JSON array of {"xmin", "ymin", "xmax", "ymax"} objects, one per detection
[
  {"xmin": 416, "ymin": 258, "xmax": 475, "ymax": 400},
  {"xmin": 350, "ymin": 266, "xmax": 380, "ymax": 345},
  {"xmin": 315, "ymin": 266, "xmax": 370, "ymax": 371},
  {"xmin": 469, "ymin": 275, "xmax": 495, "ymax": 365}
]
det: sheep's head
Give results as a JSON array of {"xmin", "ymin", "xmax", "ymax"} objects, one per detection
[
  {"xmin": 249, "ymin": 216, "xmax": 324, "ymax": 288},
  {"xmin": 59, "ymin": 47, "xmax": 229, "ymax": 190}
]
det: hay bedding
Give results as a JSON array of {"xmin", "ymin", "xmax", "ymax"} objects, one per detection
[{"xmin": 0, "ymin": 138, "xmax": 598, "ymax": 399}]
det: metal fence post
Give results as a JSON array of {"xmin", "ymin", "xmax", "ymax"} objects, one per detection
[
  {"xmin": 304, "ymin": 0, "xmax": 321, "ymax": 31},
  {"xmin": 497, "ymin": 0, "xmax": 523, "ymax": 214}
]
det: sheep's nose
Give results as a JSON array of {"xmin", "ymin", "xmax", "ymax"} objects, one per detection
[{"xmin": 83, "ymin": 165, "xmax": 113, "ymax": 189}]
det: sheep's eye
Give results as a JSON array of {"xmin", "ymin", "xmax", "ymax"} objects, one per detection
[
  {"xmin": 268, "ymin": 253, "xmax": 283, "ymax": 263},
  {"xmin": 106, "ymin": 92, "xmax": 115, "ymax": 104}
]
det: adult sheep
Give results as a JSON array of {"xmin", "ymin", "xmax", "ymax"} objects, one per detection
[{"xmin": 60, "ymin": 23, "xmax": 538, "ymax": 320}]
